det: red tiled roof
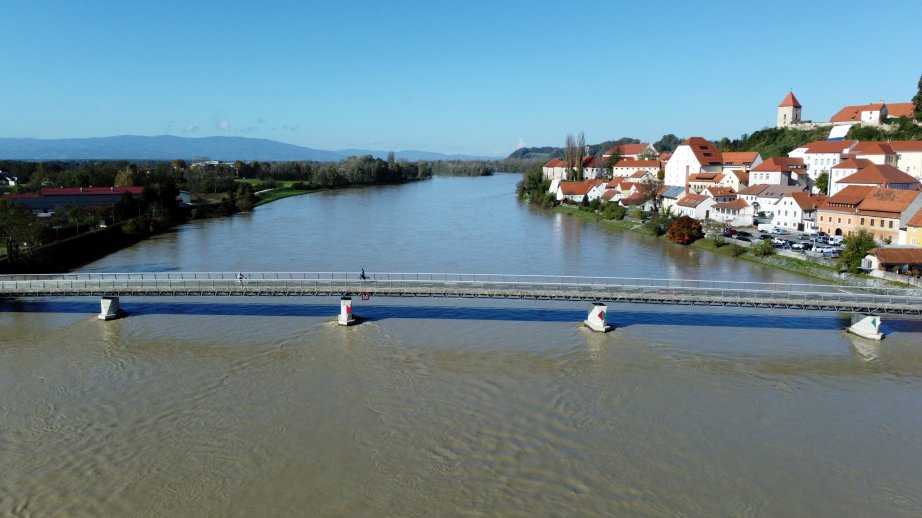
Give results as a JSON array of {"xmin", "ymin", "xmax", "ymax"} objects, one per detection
[
  {"xmin": 738, "ymin": 184, "xmax": 769, "ymax": 196},
  {"xmin": 856, "ymin": 188, "xmax": 921, "ymax": 214},
  {"xmin": 820, "ymin": 185, "xmax": 875, "ymax": 209},
  {"xmin": 619, "ymin": 192, "xmax": 648, "ymax": 206},
  {"xmin": 681, "ymin": 137, "xmax": 723, "ymax": 166},
  {"xmin": 2, "ymin": 193, "xmax": 40, "ymax": 198},
  {"xmin": 830, "ymin": 104, "xmax": 885, "ymax": 123},
  {"xmin": 838, "ymin": 164, "xmax": 920, "ymax": 186},
  {"xmin": 721, "ymin": 151, "xmax": 760, "ymax": 166},
  {"xmin": 713, "ymin": 198, "xmax": 749, "ymax": 210},
  {"xmin": 852, "ymin": 142, "xmax": 895, "ymax": 156},
  {"xmin": 788, "ymin": 192, "xmax": 825, "ymax": 211},
  {"xmin": 751, "ymin": 156, "xmax": 804, "ymax": 173},
  {"xmin": 831, "ymin": 158, "xmax": 873, "ymax": 170},
  {"xmin": 779, "ymin": 91, "xmax": 801, "ymax": 108},
  {"xmin": 888, "ymin": 141, "xmax": 922, "ymax": 152},
  {"xmin": 629, "ymin": 170, "xmax": 653, "ymax": 178},
  {"xmin": 676, "ymin": 193, "xmax": 711, "ymax": 208},
  {"xmin": 544, "ymin": 158, "xmax": 566, "ymax": 167},
  {"xmin": 867, "ymin": 247, "xmax": 922, "ymax": 266},
  {"xmin": 885, "ymin": 102, "xmax": 915, "ymax": 118},
  {"xmin": 704, "ymin": 187, "xmax": 736, "ymax": 197},
  {"xmin": 799, "ymin": 140, "xmax": 858, "ymax": 154},
  {"xmin": 730, "ymin": 169, "xmax": 749, "ymax": 182},
  {"xmin": 659, "ymin": 152, "xmax": 672, "ymax": 161},
  {"xmin": 558, "ymin": 180, "xmax": 598, "ymax": 196},
  {"xmin": 688, "ymin": 172, "xmax": 720, "ymax": 181}
]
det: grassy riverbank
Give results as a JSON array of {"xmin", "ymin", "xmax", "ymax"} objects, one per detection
[
  {"xmin": 552, "ymin": 204, "xmax": 895, "ymax": 286},
  {"xmin": 254, "ymin": 186, "xmax": 322, "ymax": 206}
]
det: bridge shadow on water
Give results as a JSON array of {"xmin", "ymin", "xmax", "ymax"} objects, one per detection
[{"xmin": 6, "ymin": 298, "xmax": 918, "ymax": 332}]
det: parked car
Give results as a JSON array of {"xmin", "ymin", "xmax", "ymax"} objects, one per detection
[
  {"xmin": 724, "ymin": 228, "xmax": 738, "ymax": 236},
  {"xmin": 758, "ymin": 234, "xmax": 773, "ymax": 241},
  {"xmin": 771, "ymin": 228, "xmax": 788, "ymax": 235},
  {"xmin": 736, "ymin": 230, "xmax": 752, "ymax": 237},
  {"xmin": 735, "ymin": 236, "xmax": 752, "ymax": 242},
  {"xmin": 791, "ymin": 242, "xmax": 807, "ymax": 250}
]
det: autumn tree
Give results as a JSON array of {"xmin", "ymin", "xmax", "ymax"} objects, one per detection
[{"xmin": 666, "ymin": 215, "xmax": 703, "ymax": 245}]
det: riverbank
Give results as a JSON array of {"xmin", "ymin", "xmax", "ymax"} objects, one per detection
[{"xmin": 553, "ymin": 204, "xmax": 897, "ymax": 288}]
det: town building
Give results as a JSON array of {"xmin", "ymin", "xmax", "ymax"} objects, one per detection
[
  {"xmin": 664, "ymin": 137, "xmax": 723, "ymax": 190},
  {"xmin": 711, "ymin": 198, "xmax": 753, "ymax": 227},
  {"xmin": 602, "ymin": 143, "xmax": 657, "ymax": 160},
  {"xmin": 835, "ymin": 164, "xmax": 921, "ymax": 194},
  {"xmin": 771, "ymin": 192, "xmax": 825, "ymax": 232},
  {"xmin": 556, "ymin": 180, "xmax": 607, "ymax": 203},
  {"xmin": 890, "ymin": 141, "xmax": 922, "ymax": 179},
  {"xmin": 816, "ymin": 185, "xmax": 875, "ymax": 236},
  {"xmin": 542, "ymin": 158, "xmax": 567, "ymax": 181},
  {"xmin": 611, "ymin": 159, "xmax": 661, "ymax": 178},
  {"xmin": 672, "ymin": 193, "xmax": 714, "ymax": 220},
  {"xmin": 903, "ymin": 208, "xmax": 922, "ymax": 246},
  {"xmin": 788, "ymin": 140, "xmax": 858, "ymax": 181},
  {"xmin": 854, "ymin": 188, "xmax": 922, "ymax": 244},
  {"xmin": 862, "ymin": 247, "xmax": 922, "ymax": 274},
  {"xmin": 851, "ymin": 141, "xmax": 898, "ymax": 167},
  {"xmin": 749, "ymin": 157, "xmax": 807, "ymax": 187},
  {"xmin": 721, "ymin": 151, "xmax": 763, "ymax": 172},
  {"xmin": 829, "ymin": 158, "xmax": 874, "ymax": 196}
]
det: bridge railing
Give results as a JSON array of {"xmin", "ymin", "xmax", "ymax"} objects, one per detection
[{"xmin": 2, "ymin": 272, "xmax": 922, "ymax": 309}]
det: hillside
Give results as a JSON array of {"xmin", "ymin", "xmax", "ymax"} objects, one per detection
[{"xmin": 0, "ymin": 135, "xmax": 500, "ymax": 162}]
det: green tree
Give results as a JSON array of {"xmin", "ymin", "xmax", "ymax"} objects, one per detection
[
  {"xmin": 838, "ymin": 229, "xmax": 877, "ymax": 273},
  {"xmin": 815, "ymin": 171, "xmax": 829, "ymax": 195},
  {"xmin": 913, "ymin": 73, "xmax": 922, "ymax": 121},
  {"xmin": 751, "ymin": 239, "xmax": 776, "ymax": 257},
  {"xmin": 0, "ymin": 198, "xmax": 37, "ymax": 262},
  {"xmin": 666, "ymin": 215, "xmax": 703, "ymax": 245}
]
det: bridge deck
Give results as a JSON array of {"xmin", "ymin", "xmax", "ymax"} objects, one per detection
[{"xmin": 2, "ymin": 272, "xmax": 921, "ymax": 315}]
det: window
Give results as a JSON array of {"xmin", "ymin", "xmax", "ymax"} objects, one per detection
[
  {"xmin": 837, "ymin": 217, "xmax": 841, "ymax": 223},
  {"xmin": 861, "ymin": 218, "xmax": 865, "ymax": 225},
  {"xmin": 888, "ymin": 221, "xmax": 893, "ymax": 229},
  {"xmin": 870, "ymin": 219, "xmax": 875, "ymax": 227}
]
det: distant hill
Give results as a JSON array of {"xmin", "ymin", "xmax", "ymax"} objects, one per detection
[
  {"xmin": 0, "ymin": 135, "xmax": 501, "ymax": 162},
  {"xmin": 507, "ymin": 138, "xmax": 641, "ymax": 161}
]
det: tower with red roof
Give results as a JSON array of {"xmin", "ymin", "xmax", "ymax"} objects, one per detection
[{"xmin": 777, "ymin": 91, "xmax": 802, "ymax": 128}]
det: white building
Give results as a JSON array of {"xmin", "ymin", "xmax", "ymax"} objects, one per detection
[
  {"xmin": 602, "ymin": 143, "xmax": 657, "ymax": 160},
  {"xmin": 672, "ymin": 193, "xmax": 715, "ymax": 220},
  {"xmin": 829, "ymin": 158, "xmax": 873, "ymax": 196},
  {"xmin": 852, "ymin": 142, "xmax": 898, "ymax": 167},
  {"xmin": 664, "ymin": 137, "xmax": 723, "ymax": 189},
  {"xmin": 788, "ymin": 140, "xmax": 858, "ymax": 181},
  {"xmin": 712, "ymin": 198, "xmax": 754, "ymax": 227},
  {"xmin": 777, "ymin": 91, "xmax": 802, "ymax": 128},
  {"xmin": 771, "ymin": 192, "xmax": 825, "ymax": 232},
  {"xmin": 611, "ymin": 159, "xmax": 661, "ymax": 178},
  {"xmin": 542, "ymin": 158, "xmax": 567, "ymax": 181},
  {"xmin": 891, "ymin": 141, "xmax": 922, "ymax": 179}
]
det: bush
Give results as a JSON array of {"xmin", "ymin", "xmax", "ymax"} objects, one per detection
[
  {"xmin": 728, "ymin": 244, "xmax": 746, "ymax": 257},
  {"xmin": 666, "ymin": 216, "xmax": 703, "ymax": 245},
  {"xmin": 602, "ymin": 203, "xmax": 626, "ymax": 220},
  {"xmin": 751, "ymin": 239, "xmax": 775, "ymax": 256},
  {"xmin": 291, "ymin": 181, "xmax": 309, "ymax": 190}
]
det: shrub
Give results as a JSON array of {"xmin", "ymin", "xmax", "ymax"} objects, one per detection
[
  {"xmin": 666, "ymin": 216, "xmax": 703, "ymax": 245},
  {"xmin": 602, "ymin": 203, "xmax": 626, "ymax": 220},
  {"xmin": 728, "ymin": 244, "xmax": 746, "ymax": 257},
  {"xmin": 751, "ymin": 239, "xmax": 775, "ymax": 256}
]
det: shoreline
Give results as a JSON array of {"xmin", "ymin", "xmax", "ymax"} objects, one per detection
[{"xmin": 552, "ymin": 205, "xmax": 899, "ymax": 288}]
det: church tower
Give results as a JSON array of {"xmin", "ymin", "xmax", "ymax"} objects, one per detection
[{"xmin": 777, "ymin": 91, "xmax": 802, "ymax": 128}]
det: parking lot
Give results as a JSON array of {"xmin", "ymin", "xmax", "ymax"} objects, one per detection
[{"xmin": 721, "ymin": 227, "xmax": 843, "ymax": 258}]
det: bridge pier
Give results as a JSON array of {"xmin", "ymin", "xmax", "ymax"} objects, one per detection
[
  {"xmin": 98, "ymin": 296, "xmax": 122, "ymax": 321},
  {"xmin": 847, "ymin": 314, "xmax": 883, "ymax": 340},
  {"xmin": 584, "ymin": 302, "xmax": 611, "ymax": 332},
  {"xmin": 338, "ymin": 296, "xmax": 355, "ymax": 326}
]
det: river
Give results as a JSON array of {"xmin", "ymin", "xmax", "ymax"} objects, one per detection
[{"xmin": 2, "ymin": 174, "xmax": 921, "ymax": 516}]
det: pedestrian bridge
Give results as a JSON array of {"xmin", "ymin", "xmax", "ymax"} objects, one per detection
[{"xmin": 2, "ymin": 271, "xmax": 921, "ymax": 316}]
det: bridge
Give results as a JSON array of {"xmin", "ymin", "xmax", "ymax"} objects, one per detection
[{"xmin": 3, "ymin": 272, "xmax": 921, "ymax": 339}]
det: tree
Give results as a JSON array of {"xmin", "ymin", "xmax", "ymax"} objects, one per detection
[
  {"xmin": 913, "ymin": 73, "xmax": 922, "ymax": 121},
  {"xmin": 114, "ymin": 167, "xmax": 136, "ymax": 187},
  {"xmin": 666, "ymin": 215, "xmax": 703, "ymax": 244},
  {"xmin": 653, "ymin": 134, "xmax": 682, "ymax": 153},
  {"xmin": 0, "ymin": 198, "xmax": 37, "ymax": 263},
  {"xmin": 563, "ymin": 132, "xmax": 587, "ymax": 181},
  {"xmin": 839, "ymin": 229, "xmax": 877, "ymax": 273},
  {"xmin": 751, "ymin": 239, "xmax": 776, "ymax": 257},
  {"xmin": 815, "ymin": 171, "xmax": 829, "ymax": 195}
]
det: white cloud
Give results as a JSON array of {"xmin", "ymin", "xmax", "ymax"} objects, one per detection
[
  {"xmin": 516, "ymin": 137, "xmax": 526, "ymax": 149},
  {"xmin": 183, "ymin": 124, "xmax": 199, "ymax": 133},
  {"xmin": 218, "ymin": 119, "xmax": 231, "ymax": 131}
]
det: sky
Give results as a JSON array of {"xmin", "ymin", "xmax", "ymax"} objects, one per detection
[{"xmin": 3, "ymin": 0, "xmax": 921, "ymax": 157}]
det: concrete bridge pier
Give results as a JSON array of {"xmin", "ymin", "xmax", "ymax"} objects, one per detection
[
  {"xmin": 847, "ymin": 314, "xmax": 883, "ymax": 340},
  {"xmin": 98, "ymin": 296, "xmax": 122, "ymax": 321},
  {"xmin": 584, "ymin": 302, "xmax": 611, "ymax": 332},
  {"xmin": 338, "ymin": 296, "xmax": 355, "ymax": 326}
]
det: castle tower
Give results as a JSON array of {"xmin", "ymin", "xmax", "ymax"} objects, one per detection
[{"xmin": 777, "ymin": 91, "xmax": 802, "ymax": 128}]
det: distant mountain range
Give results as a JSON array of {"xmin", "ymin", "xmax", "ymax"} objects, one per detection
[{"xmin": 0, "ymin": 135, "xmax": 501, "ymax": 162}]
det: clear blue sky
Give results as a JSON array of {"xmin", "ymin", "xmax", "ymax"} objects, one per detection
[{"xmin": 3, "ymin": 0, "xmax": 921, "ymax": 156}]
